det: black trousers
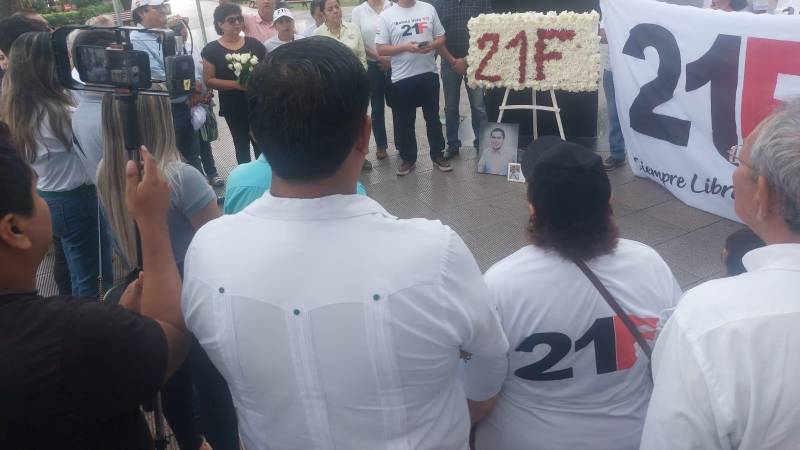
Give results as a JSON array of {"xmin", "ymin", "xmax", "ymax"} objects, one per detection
[
  {"xmin": 171, "ymin": 103, "xmax": 203, "ymax": 173},
  {"xmin": 198, "ymin": 131, "xmax": 218, "ymax": 179},
  {"xmin": 390, "ymin": 72, "xmax": 445, "ymax": 164},
  {"xmin": 224, "ymin": 111, "xmax": 260, "ymax": 165}
]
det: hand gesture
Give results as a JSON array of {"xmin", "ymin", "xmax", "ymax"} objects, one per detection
[
  {"xmin": 405, "ymin": 41, "xmax": 420, "ymax": 53},
  {"xmin": 125, "ymin": 146, "xmax": 171, "ymax": 228},
  {"xmin": 452, "ymin": 58, "xmax": 468, "ymax": 75},
  {"xmin": 119, "ymin": 272, "xmax": 144, "ymax": 312}
]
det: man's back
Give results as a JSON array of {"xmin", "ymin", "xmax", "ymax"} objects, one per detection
[
  {"xmin": 642, "ymin": 244, "xmax": 800, "ymax": 449},
  {"xmin": 183, "ymin": 193, "xmax": 508, "ymax": 449}
]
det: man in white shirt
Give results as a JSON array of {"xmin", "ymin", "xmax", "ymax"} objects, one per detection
[
  {"xmin": 182, "ymin": 37, "xmax": 509, "ymax": 450},
  {"xmin": 641, "ymin": 99, "xmax": 800, "ymax": 449},
  {"xmin": 301, "ymin": 0, "xmax": 325, "ymax": 37},
  {"xmin": 376, "ymin": 0, "xmax": 452, "ymax": 176},
  {"xmin": 464, "ymin": 136, "xmax": 682, "ymax": 450},
  {"xmin": 477, "ymin": 127, "xmax": 516, "ymax": 176}
]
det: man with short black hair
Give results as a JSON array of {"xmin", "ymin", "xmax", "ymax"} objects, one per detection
[
  {"xmin": 642, "ymin": 100, "xmax": 800, "ymax": 449},
  {"xmin": 183, "ymin": 37, "xmax": 508, "ymax": 449},
  {"xmin": 0, "ymin": 133, "xmax": 189, "ymax": 449}
]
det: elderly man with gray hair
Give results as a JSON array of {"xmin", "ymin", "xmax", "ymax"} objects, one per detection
[{"xmin": 641, "ymin": 99, "xmax": 800, "ymax": 449}]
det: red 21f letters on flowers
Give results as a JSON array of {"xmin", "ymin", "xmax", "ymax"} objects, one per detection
[{"xmin": 475, "ymin": 28, "xmax": 576, "ymax": 84}]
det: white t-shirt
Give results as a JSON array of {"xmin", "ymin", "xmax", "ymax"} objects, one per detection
[
  {"xmin": 264, "ymin": 34, "xmax": 304, "ymax": 53},
  {"xmin": 375, "ymin": 1, "xmax": 445, "ymax": 82},
  {"xmin": 182, "ymin": 193, "xmax": 509, "ymax": 450},
  {"xmin": 464, "ymin": 239, "xmax": 682, "ymax": 450},
  {"xmin": 642, "ymin": 244, "xmax": 800, "ymax": 449},
  {"xmin": 478, "ymin": 147, "xmax": 517, "ymax": 176},
  {"xmin": 32, "ymin": 108, "xmax": 94, "ymax": 192},
  {"xmin": 351, "ymin": 0, "xmax": 393, "ymax": 61}
]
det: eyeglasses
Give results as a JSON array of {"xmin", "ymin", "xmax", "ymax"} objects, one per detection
[
  {"xmin": 728, "ymin": 144, "xmax": 751, "ymax": 168},
  {"xmin": 225, "ymin": 15, "xmax": 244, "ymax": 24}
]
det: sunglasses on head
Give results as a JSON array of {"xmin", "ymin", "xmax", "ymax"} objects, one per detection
[{"xmin": 225, "ymin": 15, "xmax": 244, "ymax": 24}]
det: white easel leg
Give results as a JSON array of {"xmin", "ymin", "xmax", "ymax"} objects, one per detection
[
  {"xmin": 532, "ymin": 90, "xmax": 539, "ymax": 140},
  {"xmin": 497, "ymin": 88, "xmax": 510, "ymax": 124},
  {"xmin": 550, "ymin": 89, "xmax": 565, "ymax": 140}
]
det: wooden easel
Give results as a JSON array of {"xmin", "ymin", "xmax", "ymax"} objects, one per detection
[{"xmin": 496, "ymin": 88, "xmax": 565, "ymax": 140}]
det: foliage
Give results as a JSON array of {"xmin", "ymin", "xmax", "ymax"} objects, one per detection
[{"xmin": 41, "ymin": 2, "xmax": 114, "ymax": 27}]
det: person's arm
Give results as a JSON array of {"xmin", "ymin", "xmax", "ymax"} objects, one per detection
[
  {"xmin": 203, "ymin": 58, "xmax": 244, "ymax": 92},
  {"xmin": 418, "ymin": 7, "xmax": 446, "ymax": 54},
  {"xmin": 640, "ymin": 312, "xmax": 724, "ymax": 449},
  {"xmin": 125, "ymin": 146, "xmax": 189, "ymax": 382},
  {"xmin": 469, "ymin": 394, "xmax": 500, "ymax": 424},
  {"xmin": 190, "ymin": 200, "xmax": 221, "ymax": 230},
  {"xmin": 354, "ymin": 27, "xmax": 368, "ymax": 69}
]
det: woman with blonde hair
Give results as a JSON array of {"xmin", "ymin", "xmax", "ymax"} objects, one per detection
[
  {"xmin": 0, "ymin": 31, "xmax": 111, "ymax": 297},
  {"xmin": 98, "ymin": 87, "xmax": 237, "ymax": 450}
]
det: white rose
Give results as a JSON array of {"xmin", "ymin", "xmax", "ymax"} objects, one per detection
[
  {"xmin": 228, "ymin": 64, "xmax": 234, "ymax": 70},
  {"xmin": 235, "ymin": 70, "xmax": 241, "ymax": 77},
  {"xmin": 234, "ymin": 62, "xmax": 243, "ymax": 71},
  {"xmin": 225, "ymin": 53, "xmax": 233, "ymax": 61},
  {"xmin": 241, "ymin": 52, "xmax": 251, "ymax": 60},
  {"xmin": 233, "ymin": 53, "xmax": 242, "ymax": 62},
  {"xmin": 250, "ymin": 56, "xmax": 259, "ymax": 65}
]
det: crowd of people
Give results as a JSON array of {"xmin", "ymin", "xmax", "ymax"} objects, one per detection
[{"xmin": 0, "ymin": 1, "xmax": 799, "ymax": 450}]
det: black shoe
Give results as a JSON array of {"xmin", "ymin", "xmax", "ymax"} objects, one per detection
[
  {"xmin": 444, "ymin": 147, "xmax": 460, "ymax": 160},
  {"xmin": 603, "ymin": 155, "xmax": 626, "ymax": 171}
]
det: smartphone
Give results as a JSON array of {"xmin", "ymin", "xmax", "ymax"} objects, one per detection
[
  {"xmin": 418, "ymin": 41, "xmax": 430, "ymax": 49},
  {"xmin": 75, "ymin": 45, "xmax": 152, "ymax": 89}
]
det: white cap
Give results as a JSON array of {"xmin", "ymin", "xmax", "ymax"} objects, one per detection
[
  {"xmin": 273, "ymin": 8, "xmax": 293, "ymax": 22},
  {"xmin": 133, "ymin": 0, "xmax": 166, "ymax": 8}
]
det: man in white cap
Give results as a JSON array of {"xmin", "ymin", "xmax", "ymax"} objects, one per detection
[
  {"xmin": 264, "ymin": 7, "xmax": 304, "ymax": 52},
  {"xmin": 130, "ymin": 0, "xmax": 204, "ymax": 174}
]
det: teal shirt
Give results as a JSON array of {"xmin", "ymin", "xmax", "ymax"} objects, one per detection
[{"xmin": 223, "ymin": 155, "xmax": 368, "ymax": 214}]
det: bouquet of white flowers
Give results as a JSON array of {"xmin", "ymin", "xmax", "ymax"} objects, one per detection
[{"xmin": 225, "ymin": 52, "xmax": 260, "ymax": 87}]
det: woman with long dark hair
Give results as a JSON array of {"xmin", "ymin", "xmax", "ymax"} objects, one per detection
[
  {"xmin": 0, "ymin": 31, "xmax": 111, "ymax": 297},
  {"xmin": 202, "ymin": 3, "xmax": 266, "ymax": 165}
]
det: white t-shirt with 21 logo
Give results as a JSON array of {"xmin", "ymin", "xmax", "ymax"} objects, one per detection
[{"xmin": 375, "ymin": 1, "xmax": 445, "ymax": 83}]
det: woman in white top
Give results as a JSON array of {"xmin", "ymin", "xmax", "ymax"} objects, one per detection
[
  {"xmin": 351, "ymin": 0, "xmax": 393, "ymax": 162},
  {"xmin": 463, "ymin": 137, "xmax": 682, "ymax": 450},
  {"xmin": 0, "ymin": 31, "xmax": 111, "ymax": 298}
]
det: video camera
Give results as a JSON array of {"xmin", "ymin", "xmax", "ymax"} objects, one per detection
[{"xmin": 52, "ymin": 25, "xmax": 195, "ymax": 98}]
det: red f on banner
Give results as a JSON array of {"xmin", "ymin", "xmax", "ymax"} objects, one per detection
[{"xmin": 741, "ymin": 37, "xmax": 800, "ymax": 138}]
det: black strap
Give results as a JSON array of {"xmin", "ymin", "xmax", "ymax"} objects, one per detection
[{"xmin": 570, "ymin": 257, "xmax": 653, "ymax": 360}]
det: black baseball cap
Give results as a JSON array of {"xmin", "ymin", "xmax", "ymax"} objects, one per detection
[{"xmin": 521, "ymin": 136, "xmax": 611, "ymax": 224}]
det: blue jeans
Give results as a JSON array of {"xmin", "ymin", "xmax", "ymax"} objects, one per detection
[
  {"xmin": 440, "ymin": 59, "xmax": 488, "ymax": 150},
  {"xmin": 603, "ymin": 70, "xmax": 626, "ymax": 160},
  {"xmin": 367, "ymin": 60, "xmax": 389, "ymax": 150},
  {"xmin": 44, "ymin": 186, "xmax": 113, "ymax": 298}
]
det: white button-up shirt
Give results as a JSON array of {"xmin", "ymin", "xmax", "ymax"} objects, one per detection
[
  {"xmin": 641, "ymin": 244, "xmax": 800, "ymax": 449},
  {"xmin": 464, "ymin": 239, "xmax": 682, "ymax": 450},
  {"xmin": 182, "ymin": 193, "xmax": 509, "ymax": 450}
]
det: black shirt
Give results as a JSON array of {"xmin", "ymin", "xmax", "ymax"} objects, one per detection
[
  {"xmin": 432, "ymin": 0, "xmax": 493, "ymax": 59},
  {"xmin": 201, "ymin": 37, "xmax": 266, "ymax": 118},
  {"xmin": 0, "ymin": 293, "xmax": 168, "ymax": 450}
]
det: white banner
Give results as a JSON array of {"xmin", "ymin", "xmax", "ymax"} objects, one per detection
[{"xmin": 601, "ymin": 0, "xmax": 800, "ymax": 220}]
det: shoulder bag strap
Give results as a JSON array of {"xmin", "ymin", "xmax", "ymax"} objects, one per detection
[{"xmin": 571, "ymin": 257, "xmax": 653, "ymax": 360}]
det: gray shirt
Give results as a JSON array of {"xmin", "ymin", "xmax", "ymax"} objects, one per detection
[
  {"xmin": 167, "ymin": 162, "xmax": 216, "ymax": 264},
  {"xmin": 71, "ymin": 92, "xmax": 104, "ymax": 185}
]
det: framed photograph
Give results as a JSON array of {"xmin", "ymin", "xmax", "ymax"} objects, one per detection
[
  {"xmin": 507, "ymin": 163, "xmax": 525, "ymax": 183},
  {"xmin": 477, "ymin": 123, "xmax": 519, "ymax": 176}
]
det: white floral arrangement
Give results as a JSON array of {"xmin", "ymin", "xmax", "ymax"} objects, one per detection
[
  {"xmin": 225, "ymin": 52, "xmax": 260, "ymax": 87},
  {"xmin": 466, "ymin": 11, "xmax": 600, "ymax": 92}
]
